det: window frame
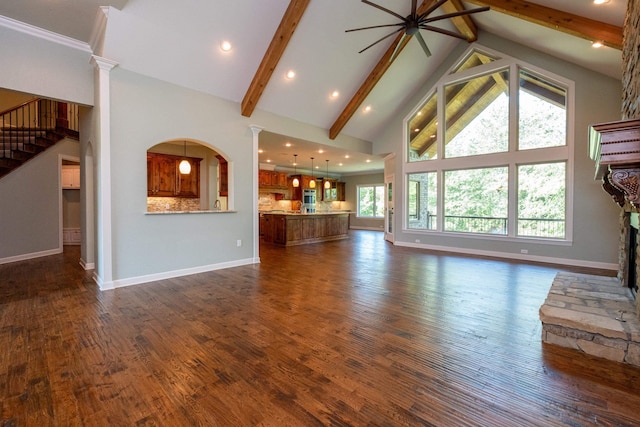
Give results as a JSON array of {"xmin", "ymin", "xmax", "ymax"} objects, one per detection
[
  {"xmin": 356, "ymin": 184, "xmax": 385, "ymax": 219},
  {"xmin": 402, "ymin": 45, "xmax": 574, "ymax": 244}
]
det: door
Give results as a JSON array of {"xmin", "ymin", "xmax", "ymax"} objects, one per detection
[{"xmin": 385, "ymin": 175, "xmax": 394, "ymax": 243}]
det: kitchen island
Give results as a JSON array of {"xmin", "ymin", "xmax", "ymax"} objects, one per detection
[{"xmin": 260, "ymin": 212, "xmax": 349, "ymax": 246}]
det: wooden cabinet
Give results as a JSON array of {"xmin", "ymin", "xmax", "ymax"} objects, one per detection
[
  {"xmin": 290, "ymin": 174, "xmax": 317, "ymax": 200},
  {"xmin": 259, "ymin": 170, "xmax": 289, "ymax": 188},
  {"xmin": 61, "ymin": 165, "xmax": 80, "ymax": 189},
  {"xmin": 147, "ymin": 152, "xmax": 201, "ymax": 198},
  {"xmin": 321, "ymin": 180, "xmax": 345, "ymax": 201},
  {"xmin": 216, "ymin": 155, "xmax": 228, "ymax": 197},
  {"xmin": 261, "ymin": 213, "xmax": 349, "ymax": 245}
]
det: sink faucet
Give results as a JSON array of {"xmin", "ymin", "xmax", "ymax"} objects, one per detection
[{"xmin": 213, "ymin": 199, "xmax": 221, "ymax": 211}]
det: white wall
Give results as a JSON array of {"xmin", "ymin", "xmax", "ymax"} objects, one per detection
[
  {"xmin": 0, "ymin": 139, "xmax": 80, "ymax": 261},
  {"xmin": 373, "ymin": 31, "xmax": 623, "ymax": 268}
]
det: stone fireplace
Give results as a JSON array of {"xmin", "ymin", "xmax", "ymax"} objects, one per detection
[
  {"xmin": 538, "ymin": 121, "xmax": 640, "ymax": 368},
  {"xmin": 538, "ymin": 1, "xmax": 640, "ymax": 366},
  {"xmin": 593, "ymin": 118, "xmax": 640, "ymax": 317}
]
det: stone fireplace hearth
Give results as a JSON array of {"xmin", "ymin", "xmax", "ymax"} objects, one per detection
[{"xmin": 539, "ymin": 118, "xmax": 640, "ymax": 368}]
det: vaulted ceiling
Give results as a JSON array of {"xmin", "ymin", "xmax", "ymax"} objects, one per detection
[{"xmin": 0, "ymin": 0, "xmax": 625, "ymax": 174}]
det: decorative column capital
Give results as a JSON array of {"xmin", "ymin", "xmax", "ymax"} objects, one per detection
[{"xmin": 249, "ymin": 125, "xmax": 263, "ymax": 136}]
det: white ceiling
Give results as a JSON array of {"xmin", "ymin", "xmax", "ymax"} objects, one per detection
[{"xmin": 0, "ymin": 0, "xmax": 626, "ymax": 175}]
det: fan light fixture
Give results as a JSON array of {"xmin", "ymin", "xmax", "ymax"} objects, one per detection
[
  {"xmin": 292, "ymin": 154, "xmax": 300, "ymax": 188},
  {"xmin": 309, "ymin": 157, "xmax": 316, "ymax": 188},
  {"xmin": 347, "ymin": 0, "xmax": 490, "ymax": 60},
  {"xmin": 179, "ymin": 141, "xmax": 191, "ymax": 175},
  {"xmin": 324, "ymin": 160, "xmax": 331, "ymax": 189}
]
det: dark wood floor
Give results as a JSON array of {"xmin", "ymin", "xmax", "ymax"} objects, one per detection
[{"xmin": 1, "ymin": 231, "xmax": 640, "ymax": 426}]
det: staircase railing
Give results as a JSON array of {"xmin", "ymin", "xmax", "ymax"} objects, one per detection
[
  {"xmin": 0, "ymin": 98, "xmax": 79, "ymax": 176},
  {"xmin": 0, "ymin": 98, "xmax": 79, "ymax": 177}
]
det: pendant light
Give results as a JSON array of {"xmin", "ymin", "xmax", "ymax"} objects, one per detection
[
  {"xmin": 292, "ymin": 154, "xmax": 299, "ymax": 188},
  {"xmin": 179, "ymin": 141, "xmax": 191, "ymax": 175},
  {"xmin": 309, "ymin": 157, "xmax": 316, "ymax": 188},
  {"xmin": 324, "ymin": 160, "xmax": 331, "ymax": 189}
]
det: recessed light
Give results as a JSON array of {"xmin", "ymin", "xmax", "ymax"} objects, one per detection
[
  {"xmin": 417, "ymin": 111, "xmax": 422, "ymax": 116},
  {"xmin": 318, "ymin": 149, "xmax": 324, "ymax": 154},
  {"xmin": 258, "ymin": 149, "xmax": 264, "ymax": 153},
  {"xmin": 592, "ymin": 41, "xmax": 604, "ymax": 48},
  {"xmin": 220, "ymin": 41, "xmax": 232, "ymax": 52},
  {"xmin": 364, "ymin": 105, "xmax": 372, "ymax": 113},
  {"xmin": 286, "ymin": 70, "xmax": 296, "ymax": 79},
  {"xmin": 266, "ymin": 159, "xmax": 271, "ymax": 163},
  {"xmin": 414, "ymin": 128, "xmax": 420, "ymax": 132},
  {"xmin": 338, "ymin": 163, "xmax": 343, "ymax": 166},
  {"xmin": 366, "ymin": 159, "xmax": 371, "ymax": 163},
  {"xmin": 345, "ymin": 154, "xmax": 350, "ymax": 159},
  {"xmin": 593, "ymin": 0, "xmax": 610, "ymax": 4},
  {"xmin": 331, "ymin": 90, "xmax": 339, "ymax": 98},
  {"xmin": 285, "ymin": 142, "xmax": 292, "ymax": 147}
]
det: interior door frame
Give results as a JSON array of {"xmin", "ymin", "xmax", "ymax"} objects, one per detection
[{"xmin": 384, "ymin": 174, "xmax": 394, "ymax": 243}]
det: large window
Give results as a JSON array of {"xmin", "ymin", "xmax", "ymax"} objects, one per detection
[
  {"xmin": 357, "ymin": 185, "xmax": 384, "ymax": 218},
  {"xmin": 405, "ymin": 48, "xmax": 572, "ymax": 240}
]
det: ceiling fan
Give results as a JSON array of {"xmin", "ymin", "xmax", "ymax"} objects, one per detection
[{"xmin": 347, "ymin": 0, "xmax": 490, "ymax": 59}]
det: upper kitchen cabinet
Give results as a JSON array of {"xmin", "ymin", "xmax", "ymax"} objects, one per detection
[
  {"xmin": 216, "ymin": 155, "xmax": 228, "ymax": 197},
  {"xmin": 147, "ymin": 152, "xmax": 201, "ymax": 198},
  {"xmin": 321, "ymin": 180, "xmax": 345, "ymax": 201}
]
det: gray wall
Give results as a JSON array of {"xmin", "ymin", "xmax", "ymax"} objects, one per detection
[
  {"xmin": 0, "ymin": 26, "xmax": 93, "ymax": 106},
  {"xmin": 342, "ymin": 172, "xmax": 385, "ymax": 230},
  {"xmin": 373, "ymin": 31, "xmax": 622, "ymax": 268},
  {"xmin": 0, "ymin": 139, "xmax": 80, "ymax": 260}
]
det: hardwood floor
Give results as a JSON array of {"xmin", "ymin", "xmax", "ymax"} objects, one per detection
[{"xmin": 1, "ymin": 231, "xmax": 639, "ymax": 426}]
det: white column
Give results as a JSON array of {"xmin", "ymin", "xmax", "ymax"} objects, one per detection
[
  {"xmin": 90, "ymin": 55, "xmax": 118, "ymax": 290},
  {"xmin": 250, "ymin": 125, "xmax": 263, "ymax": 263}
]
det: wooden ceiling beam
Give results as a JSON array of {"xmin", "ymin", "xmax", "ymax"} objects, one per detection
[
  {"xmin": 329, "ymin": 0, "xmax": 441, "ymax": 140},
  {"xmin": 241, "ymin": 0, "xmax": 310, "ymax": 117},
  {"xmin": 464, "ymin": 0, "xmax": 623, "ymax": 50},
  {"xmin": 441, "ymin": 0, "xmax": 481, "ymax": 42}
]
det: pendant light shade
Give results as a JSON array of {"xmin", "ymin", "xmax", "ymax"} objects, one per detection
[
  {"xmin": 309, "ymin": 157, "xmax": 316, "ymax": 188},
  {"xmin": 179, "ymin": 141, "xmax": 191, "ymax": 175},
  {"xmin": 324, "ymin": 160, "xmax": 331, "ymax": 189},
  {"xmin": 292, "ymin": 154, "xmax": 299, "ymax": 188}
]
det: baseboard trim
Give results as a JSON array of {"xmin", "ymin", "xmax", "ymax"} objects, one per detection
[
  {"xmin": 0, "ymin": 248, "xmax": 62, "ymax": 265},
  {"xmin": 98, "ymin": 257, "xmax": 259, "ymax": 291},
  {"xmin": 394, "ymin": 241, "xmax": 618, "ymax": 271}
]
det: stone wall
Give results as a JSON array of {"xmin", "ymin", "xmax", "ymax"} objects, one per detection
[{"xmin": 622, "ymin": 0, "xmax": 640, "ymax": 119}]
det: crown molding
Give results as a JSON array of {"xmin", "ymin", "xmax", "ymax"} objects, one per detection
[{"xmin": 0, "ymin": 15, "xmax": 91, "ymax": 53}]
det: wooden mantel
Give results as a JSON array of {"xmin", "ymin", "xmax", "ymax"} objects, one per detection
[{"xmin": 590, "ymin": 119, "xmax": 640, "ymax": 207}]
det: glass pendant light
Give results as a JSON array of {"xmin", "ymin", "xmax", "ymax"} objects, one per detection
[
  {"xmin": 292, "ymin": 154, "xmax": 299, "ymax": 187},
  {"xmin": 324, "ymin": 160, "xmax": 331, "ymax": 189},
  {"xmin": 179, "ymin": 141, "xmax": 191, "ymax": 175},
  {"xmin": 309, "ymin": 157, "xmax": 316, "ymax": 188}
]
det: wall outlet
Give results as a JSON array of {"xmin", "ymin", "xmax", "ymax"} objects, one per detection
[
  {"xmin": 520, "ymin": 249, "xmax": 528, "ymax": 254},
  {"xmin": 237, "ymin": 239, "xmax": 242, "ymax": 247}
]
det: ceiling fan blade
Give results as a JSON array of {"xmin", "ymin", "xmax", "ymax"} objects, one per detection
[
  {"xmin": 420, "ymin": 7, "xmax": 491, "ymax": 25},
  {"xmin": 389, "ymin": 32, "xmax": 409, "ymax": 62},
  {"xmin": 417, "ymin": 0, "xmax": 449, "ymax": 22},
  {"xmin": 362, "ymin": 0, "xmax": 406, "ymax": 21},
  {"xmin": 358, "ymin": 27, "xmax": 405, "ymax": 54},
  {"xmin": 419, "ymin": 24, "xmax": 470, "ymax": 41},
  {"xmin": 346, "ymin": 23, "xmax": 404, "ymax": 33},
  {"xmin": 414, "ymin": 31, "xmax": 432, "ymax": 57},
  {"xmin": 411, "ymin": 0, "xmax": 417, "ymax": 17}
]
